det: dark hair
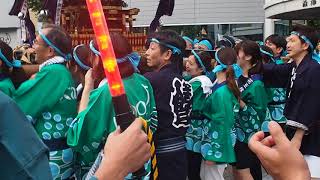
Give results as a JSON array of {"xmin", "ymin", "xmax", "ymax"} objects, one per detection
[
  {"xmin": 42, "ymin": 24, "xmax": 72, "ymax": 57},
  {"xmin": 235, "ymin": 40, "xmax": 263, "ymax": 76},
  {"xmin": 92, "ymin": 32, "xmax": 134, "ymax": 85},
  {"xmin": 0, "ymin": 40, "xmax": 14, "ymax": 76},
  {"xmin": 192, "ymin": 51, "xmax": 213, "ymax": 74},
  {"xmin": 151, "ymin": 30, "xmax": 186, "ymax": 74},
  {"xmin": 217, "ymin": 35, "xmax": 236, "ymax": 48},
  {"xmin": 265, "ymin": 34, "xmax": 287, "ymax": 53},
  {"xmin": 292, "ymin": 24, "xmax": 319, "ymax": 53},
  {"xmin": 216, "ymin": 47, "xmax": 240, "ymax": 99},
  {"xmin": 69, "ymin": 44, "xmax": 91, "ymax": 74},
  {"xmin": 259, "ymin": 45, "xmax": 274, "ymax": 64}
]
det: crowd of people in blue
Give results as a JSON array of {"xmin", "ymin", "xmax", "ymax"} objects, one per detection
[{"xmin": 0, "ymin": 22, "xmax": 319, "ymax": 180}]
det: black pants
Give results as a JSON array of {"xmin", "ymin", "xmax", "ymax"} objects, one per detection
[
  {"xmin": 187, "ymin": 151, "xmax": 202, "ymax": 180},
  {"xmin": 250, "ymin": 164, "xmax": 262, "ymax": 180},
  {"xmin": 232, "ymin": 140, "xmax": 262, "ymax": 180},
  {"xmin": 156, "ymin": 149, "xmax": 187, "ymax": 180}
]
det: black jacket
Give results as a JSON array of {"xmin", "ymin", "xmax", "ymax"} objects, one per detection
[
  {"xmin": 144, "ymin": 63, "xmax": 192, "ymax": 141},
  {"xmin": 263, "ymin": 54, "xmax": 320, "ymax": 156}
]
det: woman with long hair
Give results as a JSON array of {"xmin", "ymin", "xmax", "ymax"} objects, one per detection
[
  {"xmin": 67, "ymin": 44, "xmax": 94, "ymax": 101},
  {"xmin": 67, "ymin": 33, "xmax": 158, "ymax": 179},
  {"xmin": 232, "ymin": 40, "xmax": 269, "ymax": 180},
  {"xmin": 200, "ymin": 47, "xmax": 241, "ymax": 180}
]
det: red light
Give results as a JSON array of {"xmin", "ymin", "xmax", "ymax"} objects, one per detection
[{"xmin": 86, "ymin": 0, "xmax": 125, "ymax": 97}]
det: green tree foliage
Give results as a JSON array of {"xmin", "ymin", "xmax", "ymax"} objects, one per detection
[{"xmin": 27, "ymin": 0, "xmax": 42, "ymax": 12}]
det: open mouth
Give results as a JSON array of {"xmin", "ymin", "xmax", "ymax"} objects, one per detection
[{"xmin": 186, "ymin": 69, "xmax": 192, "ymax": 74}]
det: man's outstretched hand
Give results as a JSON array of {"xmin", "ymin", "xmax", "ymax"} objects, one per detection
[{"xmin": 249, "ymin": 121, "xmax": 310, "ymax": 180}]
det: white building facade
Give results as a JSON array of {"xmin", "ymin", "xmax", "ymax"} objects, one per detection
[
  {"xmin": 127, "ymin": 0, "xmax": 265, "ymax": 26},
  {"xmin": 264, "ymin": 0, "xmax": 320, "ymax": 20},
  {"xmin": 0, "ymin": 0, "xmax": 21, "ymax": 48},
  {"xmin": 126, "ymin": 0, "xmax": 266, "ymax": 40},
  {"xmin": 263, "ymin": 0, "xmax": 320, "ymax": 39}
]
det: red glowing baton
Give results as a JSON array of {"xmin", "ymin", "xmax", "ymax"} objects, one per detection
[
  {"xmin": 86, "ymin": 0, "xmax": 146, "ymax": 178},
  {"xmin": 86, "ymin": 0, "xmax": 124, "ymax": 97},
  {"xmin": 86, "ymin": 0, "xmax": 133, "ymax": 130}
]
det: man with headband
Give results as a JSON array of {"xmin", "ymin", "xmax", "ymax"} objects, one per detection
[
  {"xmin": 145, "ymin": 30, "xmax": 193, "ymax": 180},
  {"xmin": 263, "ymin": 24, "xmax": 320, "ymax": 179},
  {"xmin": 13, "ymin": 24, "xmax": 77, "ymax": 179}
]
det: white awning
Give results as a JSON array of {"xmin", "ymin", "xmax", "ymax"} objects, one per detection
[{"xmin": 265, "ymin": 0, "xmax": 320, "ymax": 20}]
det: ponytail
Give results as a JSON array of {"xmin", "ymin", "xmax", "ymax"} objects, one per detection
[
  {"xmin": 226, "ymin": 66, "xmax": 240, "ymax": 100},
  {"xmin": 248, "ymin": 60, "xmax": 263, "ymax": 76}
]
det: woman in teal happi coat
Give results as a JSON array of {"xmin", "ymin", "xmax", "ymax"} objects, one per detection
[
  {"xmin": 67, "ymin": 33, "xmax": 158, "ymax": 179},
  {"xmin": 184, "ymin": 50, "xmax": 213, "ymax": 180}
]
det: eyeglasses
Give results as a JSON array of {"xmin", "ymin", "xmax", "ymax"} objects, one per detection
[{"xmin": 33, "ymin": 38, "xmax": 48, "ymax": 47}]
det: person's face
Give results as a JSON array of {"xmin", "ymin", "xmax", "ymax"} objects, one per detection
[
  {"xmin": 194, "ymin": 43, "xmax": 200, "ymax": 50},
  {"xmin": 265, "ymin": 40, "xmax": 282, "ymax": 56},
  {"xmin": 185, "ymin": 40, "xmax": 193, "ymax": 49},
  {"xmin": 185, "ymin": 55, "xmax": 203, "ymax": 77},
  {"xmin": 145, "ymin": 42, "xmax": 170, "ymax": 71},
  {"xmin": 32, "ymin": 28, "xmax": 54, "ymax": 64},
  {"xmin": 286, "ymin": 34, "xmax": 309, "ymax": 59},
  {"xmin": 197, "ymin": 44, "xmax": 209, "ymax": 51},
  {"xmin": 237, "ymin": 49, "xmax": 251, "ymax": 68}
]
